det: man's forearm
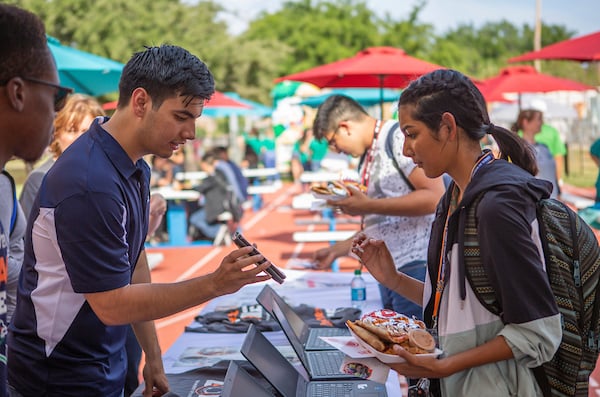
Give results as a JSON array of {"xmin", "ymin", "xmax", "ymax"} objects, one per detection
[{"xmin": 364, "ymin": 192, "xmax": 439, "ymax": 217}]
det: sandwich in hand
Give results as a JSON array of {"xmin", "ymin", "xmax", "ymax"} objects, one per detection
[
  {"xmin": 346, "ymin": 310, "xmax": 436, "ymax": 355},
  {"xmin": 310, "ymin": 180, "xmax": 367, "ymax": 197}
]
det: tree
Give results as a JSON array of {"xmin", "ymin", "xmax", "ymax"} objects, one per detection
[{"xmin": 244, "ymin": 0, "xmax": 381, "ymax": 75}]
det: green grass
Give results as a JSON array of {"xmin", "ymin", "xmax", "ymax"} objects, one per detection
[{"xmin": 565, "ymin": 146, "xmax": 597, "ymax": 188}]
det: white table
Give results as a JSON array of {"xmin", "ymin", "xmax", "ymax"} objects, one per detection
[
  {"xmin": 299, "ymin": 171, "xmax": 342, "ymax": 184},
  {"xmin": 150, "ymin": 187, "xmax": 200, "ymax": 246},
  {"xmin": 160, "ymin": 270, "xmax": 403, "ymax": 396}
]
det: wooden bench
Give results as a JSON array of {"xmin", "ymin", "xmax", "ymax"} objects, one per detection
[{"xmin": 292, "ymin": 230, "xmax": 355, "ymax": 243}]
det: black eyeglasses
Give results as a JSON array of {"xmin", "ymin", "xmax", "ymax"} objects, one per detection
[
  {"xmin": 325, "ymin": 126, "xmax": 341, "ymax": 148},
  {"xmin": 22, "ymin": 77, "xmax": 73, "ymax": 112}
]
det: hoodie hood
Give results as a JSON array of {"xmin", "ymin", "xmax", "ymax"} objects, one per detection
[{"xmin": 460, "ymin": 158, "xmax": 553, "ymax": 208}]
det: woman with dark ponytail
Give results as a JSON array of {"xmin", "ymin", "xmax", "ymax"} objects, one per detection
[{"xmin": 352, "ymin": 69, "xmax": 561, "ymax": 396}]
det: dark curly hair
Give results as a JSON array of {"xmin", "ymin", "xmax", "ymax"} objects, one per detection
[
  {"xmin": 399, "ymin": 69, "xmax": 537, "ymax": 175},
  {"xmin": 117, "ymin": 45, "xmax": 215, "ymax": 110},
  {"xmin": 0, "ymin": 4, "xmax": 52, "ymax": 83}
]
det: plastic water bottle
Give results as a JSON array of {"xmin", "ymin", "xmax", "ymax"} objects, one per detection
[{"xmin": 350, "ymin": 269, "xmax": 366, "ymax": 310}]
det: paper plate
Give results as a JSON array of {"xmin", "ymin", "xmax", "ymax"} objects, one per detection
[
  {"xmin": 311, "ymin": 192, "xmax": 347, "ymax": 201},
  {"xmin": 347, "ymin": 326, "xmax": 442, "ymax": 364}
]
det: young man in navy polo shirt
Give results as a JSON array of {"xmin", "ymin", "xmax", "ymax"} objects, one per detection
[{"xmin": 7, "ymin": 45, "xmax": 272, "ymax": 397}]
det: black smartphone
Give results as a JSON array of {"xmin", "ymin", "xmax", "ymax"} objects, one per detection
[{"xmin": 231, "ymin": 232, "xmax": 286, "ymax": 284}]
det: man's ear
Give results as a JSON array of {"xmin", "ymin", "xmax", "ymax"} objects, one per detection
[
  {"xmin": 338, "ymin": 120, "xmax": 350, "ymax": 135},
  {"xmin": 5, "ymin": 77, "xmax": 26, "ymax": 112},
  {"xmin": 131, "ymin": 87, "xmax": 150, "ymax": 118}
]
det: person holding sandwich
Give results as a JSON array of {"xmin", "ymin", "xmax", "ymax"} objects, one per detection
[
  {"xmin": 311, "ymin": 95, "xmax": 445, "ymax": 320},
  {"xmin": 352, "ymin": 69, "xmax": 561, "ymax": 396}
]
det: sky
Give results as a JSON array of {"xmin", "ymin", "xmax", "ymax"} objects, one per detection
[{"xmin": 217, "ymin": 0, "xmax": 599, "ymax": 38}]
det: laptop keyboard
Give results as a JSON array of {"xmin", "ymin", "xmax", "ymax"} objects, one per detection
[
  {"xmin": 309, "ymin": 382, "xmax": 354, "ymax": 397},
  {"xmin": 307, "ymin": 350, "xmax": 346, "ymax": 376},
  {"xmin": 307, "ymin": 328, "xmax": 349, "ymax": 350}
]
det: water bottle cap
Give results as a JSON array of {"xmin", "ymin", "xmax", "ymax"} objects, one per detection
[{"xmin": 354, "ymin": 269, "xmax": 361, "ymax": 275}]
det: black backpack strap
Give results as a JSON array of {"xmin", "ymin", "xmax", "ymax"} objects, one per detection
[
  {"xmin": 1, "ymin": 170, "xmax": 17, "ymax": 235},
  {"xmin": 384, "ymin": 123, "xmax": 415, "ymax": 191},
  {"xmin": 532, "ymin": 366, "xmax": 552, "ymax": 397}
]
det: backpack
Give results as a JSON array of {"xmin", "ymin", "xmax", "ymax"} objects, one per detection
[
  {"xmin": 216, "ymin": 176, "xmax": 244, "ymax": 223},
  {"xmin": 462, "ymin": 192, "xmax": 600, "ymax": 397},
  {"xmin": 225, "ymin": 187, "xmax": 244, "ymax": 223},
  {"xmin": 383, "ymin": 123, "xmax": 415, "ymax": 191}
]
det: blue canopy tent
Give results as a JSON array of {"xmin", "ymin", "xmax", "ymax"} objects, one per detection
[
  {"xmin": 224, "ymin": 92, "xmax": 273, "ymax": 117},
  {"xmin": 299, "ymin": 88, "xmax": 400, "ymax": 108},
  {"xmin": 201, "ymin": 93, "xmax": 272, "ymax": 118},
  {"xmin": 47, "ymin": 36, "xmax": 123, "ymax": 96}
]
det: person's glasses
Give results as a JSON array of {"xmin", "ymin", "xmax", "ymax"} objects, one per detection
[
  {"xmin": 22, "ymin": 77, "xmax": 73, "ymax": 112},
  {"xmin": 325, "ymin": 127, "xmax": 340, "ymax": 148}
]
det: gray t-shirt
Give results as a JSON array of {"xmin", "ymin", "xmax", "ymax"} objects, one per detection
[
  {"xmin": 19, "ymin": 157, "xmax": 55, "ymax": 219},
  {"xmin": 0, "ymin": 172, "xmax": 26, "ymax": 322},
  {"xmin": 362, "ymin": 120, "xmax": 434, "ymax": 268}
]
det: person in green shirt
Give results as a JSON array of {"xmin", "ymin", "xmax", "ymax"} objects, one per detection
[
  {"xmin": 520, "ymin": 100, "xmax": 568, "ymax": 182},
  {"xmin": 308, "ymin": 137, "xmax": 329, "ymax": 170},
  {"xmin": 590, "ymin": 138, "xmax": 600, "ymax": 204},
  {"xmin": 290, "ymin": 127, "xmax": 313, "ymax": 185}
]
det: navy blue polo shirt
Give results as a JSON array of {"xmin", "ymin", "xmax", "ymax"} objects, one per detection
[{"xmin": 8, "ymin": 118, "xmax": 150, "ymax": 396}]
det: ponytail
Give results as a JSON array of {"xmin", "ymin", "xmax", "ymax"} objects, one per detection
[{"xmin": 487, "ymin": 124, "xmax": 538, "ymax": 176}]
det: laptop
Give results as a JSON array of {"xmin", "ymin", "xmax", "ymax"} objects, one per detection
[
  {"xmin": 241, "ymin": 324, "xmax": 388, "ymax": 397},
  {"xmin": 256, "ymin": 285, "xmax": 350, "ymax": 351},
  {"xmin": 272, "ymin": 299, "xmax": 359, "ymax": 380},
  {"xmin": 221, "ymin": 361, "xmax": 275, "ymax": 397}
]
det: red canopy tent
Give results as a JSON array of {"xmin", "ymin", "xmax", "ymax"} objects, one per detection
[
  {"xmin": 476, "ymin": 65, "xmax": 594, "ymax": 106},
  {"xmin": 509, "ymin": 31, "xmax": 600, "ymax": 63},
  {"xmin": 102, "ymin": 90, "xmax": 250, "ymax": 111},
  {"xmin": 275, "ymin": 46, "xmax": 444, "ymax": 114}
]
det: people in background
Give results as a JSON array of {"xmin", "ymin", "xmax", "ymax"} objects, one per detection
[
  {"xmin": 188, "ymin": 151, "xmax": 234, "ymax": 242},
  {"xmin": 290, "ymin": 127, "xmax": 314, "ymax": 185},
  {"xmin": 2, "ymin": 5, "xmax": 68, "ymax": 396},
  {"xmin": 311, "ymin": 95, "xmax": 445, "ymax": 320},
  {"xmin": 20, "ymin": 94, "xmax": 105, "ymax": 217},
  {"xmin": 7, "ymin": 44, "xmax": 272, "ymax": 397},
  {"xmin": 522, "ymin": 100, "xmax": 567, "ymax": 185},
  {"xmin": 512, "ymin": 109, "xmax": 560, "ymax": 199},
  {"xmin": 353, "ymin": 69, "xmax": 560, "ymax": 396},
  {"xmin": 213, "ymin": 146, "xmax": 248, "ymax": 202}
]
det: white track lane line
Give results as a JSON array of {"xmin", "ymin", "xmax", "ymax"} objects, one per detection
[{"xmin": 156, "ymin": 185, "xmax": 299, "ymax": 330}]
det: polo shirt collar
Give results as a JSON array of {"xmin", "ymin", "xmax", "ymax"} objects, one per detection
[{"xmin": 89, "ymin": 117, "xmax": 146, "ymax": 179}]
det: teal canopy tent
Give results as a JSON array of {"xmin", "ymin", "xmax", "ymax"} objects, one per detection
[
  {"xmin": 224, "ymin": 92, "xmax": 273, "ymax": 117},
  {"xmin": 299, "ymin": 88, "xmax": 400, "ymax": 108},
  {"xmin": 47, "ymin": 36, "xmax": 124, "ymax": 96}
]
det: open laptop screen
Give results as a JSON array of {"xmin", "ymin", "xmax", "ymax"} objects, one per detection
[{"xmin": 240, "ymin": 324, "xmax": 304, "ymax": 397}]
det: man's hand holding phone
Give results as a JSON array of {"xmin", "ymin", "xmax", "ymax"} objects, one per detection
[{"xmin": 231, "ymin": 232, "xmax": 286, "ymax": 284}]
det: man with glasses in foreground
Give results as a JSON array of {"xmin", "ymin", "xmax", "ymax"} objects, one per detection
[
  {"xmin": 0, "ymin": 5, "xmax": 70, "ymax": 397},
  {"xmin": 312, "ymin": 95, "xmax": 445, "ymax": 321},
  {"xmin": 7, "ymin": 43, "xmax": 272, "ymax": 397}
]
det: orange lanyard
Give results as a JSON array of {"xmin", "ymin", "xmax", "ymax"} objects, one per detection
[{"xmin": 431, "ymin": 151, "xmax": 495, "ymax": 328}]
